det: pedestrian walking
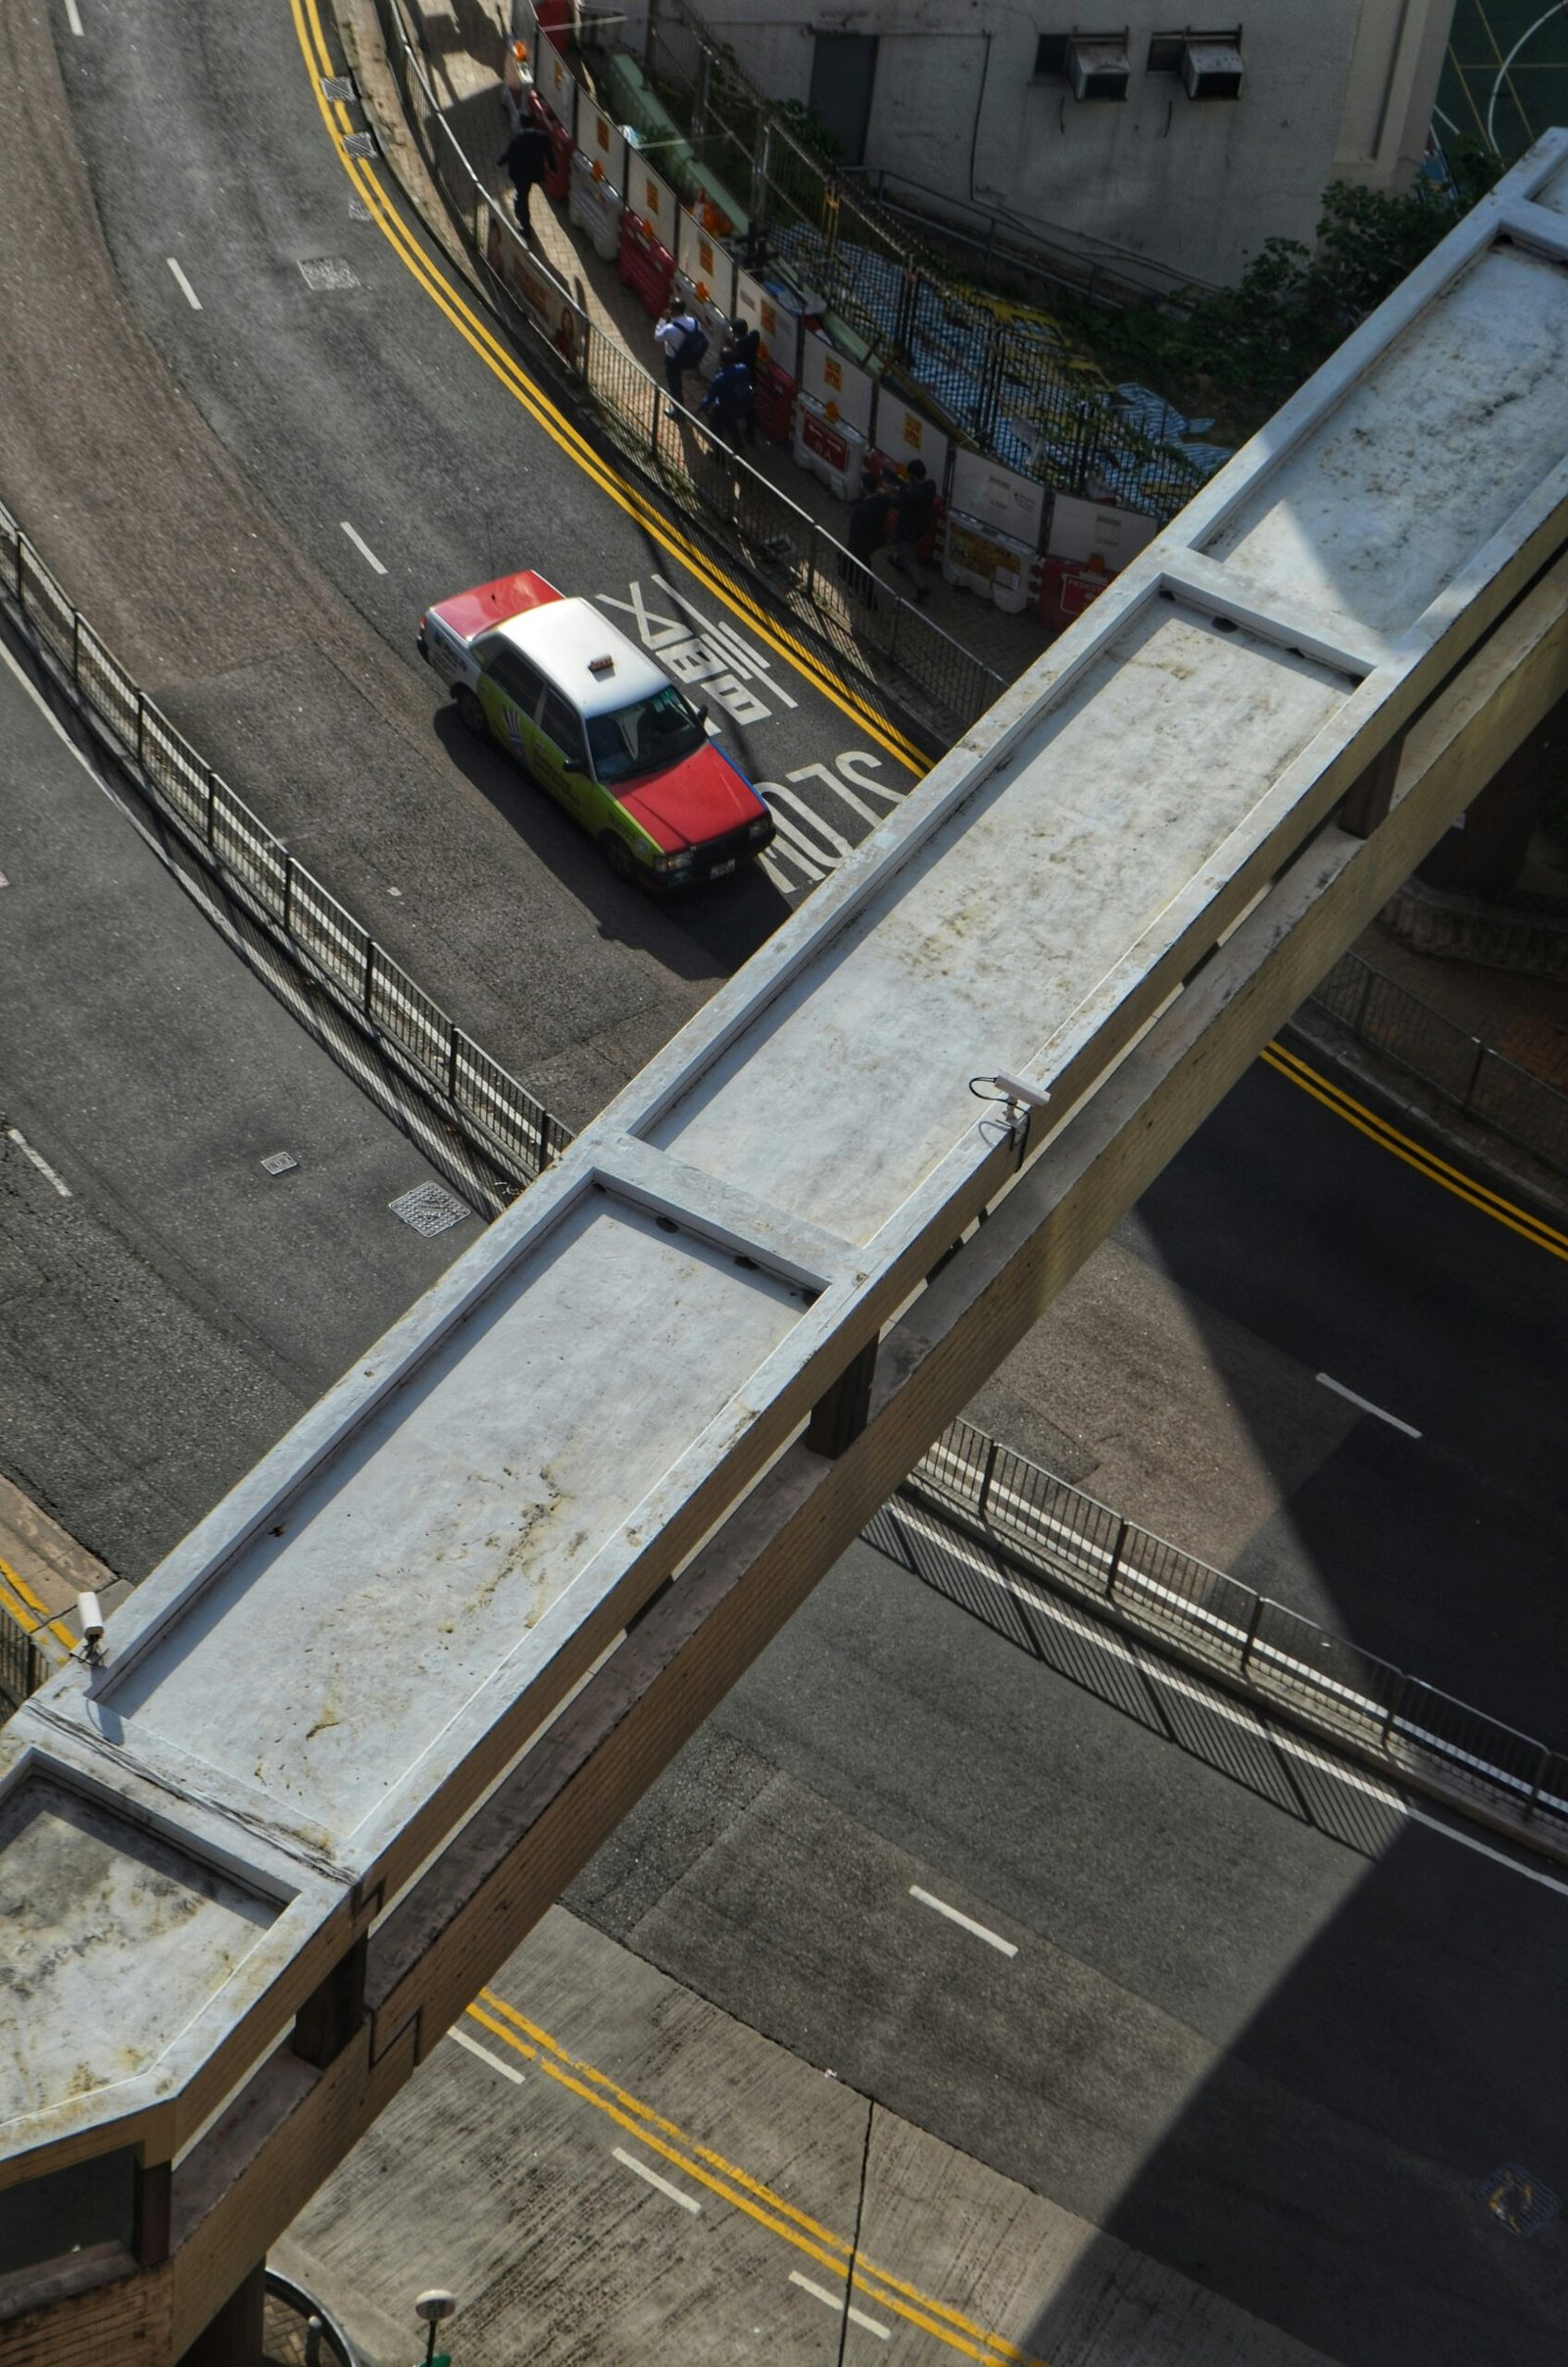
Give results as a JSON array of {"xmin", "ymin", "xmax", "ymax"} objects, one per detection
[
  {"xmin": 728, "ymin": 318, "xmax": 760, "ymax": 375},
  {"xmin": 700, "ymin": 356, "xmax": 754, "ymax": 452},
  {"xmin": 841, "ymin": 475, "xmax": 894, "ymax": 605},
  {"xmin": 655, "ymin": 305, "xmax": 707, "ymax": 410},
  {"xmin": 497, "ymin": 117, "xmax": 552, "ymax": 242},
  {"xmin": 884, "ymin": 460, "xmax": 938, "ymax": 602}
]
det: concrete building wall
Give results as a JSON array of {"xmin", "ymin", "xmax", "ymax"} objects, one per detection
[{"xmin": 695, "ymin": 0, "xmax": 1455, "ymax": 286}]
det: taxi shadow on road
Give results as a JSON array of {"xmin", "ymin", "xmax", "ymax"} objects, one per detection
[{"xmin": 430, "ymin": 702, "xmax": 793, "ymax": 980}]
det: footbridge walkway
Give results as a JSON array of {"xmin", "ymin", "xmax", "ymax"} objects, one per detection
[{"xmin": 5, "ymin": 134, "xmax": 1568, "ymax": 2365}]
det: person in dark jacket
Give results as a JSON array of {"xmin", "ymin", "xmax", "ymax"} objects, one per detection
[
  {"xmin": 700, "ymin": 358, "xmax": 754, "ymax": 452},
  {"xmin": 841, "ymin": 476, "xmax": 895, "ymax": 604},
  {"xmin": 727, "ymin": 318, "xmax": 761, "ymax": 374},
  {"xmin": 884, "ymin": 459, "xmax": 937, "ymax": 601},
  {"xmin": 498, "ymin": 120, "xmax": 552, "ymax": 241}
]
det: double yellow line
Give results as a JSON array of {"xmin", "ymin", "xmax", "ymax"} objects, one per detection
[
  {"xmin": 1262, "ymin": 1040, "xmax": 1568, "ymax": 1261},
  {"xmin": 288, "ymin": 0, "xmax": 925, "ymax": 777},
  {"xmin": 466, "ymin": 1990, "xmax": 1050, "ymax": 2365},
  {"xmin": 0, "ymin": 1555, "xmax": 76, "ymax": 1655}
]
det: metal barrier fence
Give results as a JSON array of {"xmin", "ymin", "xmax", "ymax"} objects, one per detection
[
  {"xmin": 370, "ymin": 0, "xmax": 1004, "ymax": 732},
  {"xmin": 0, "ymin": 1603, "xmax": 49, "ymax": 1720},
  {"xmin": 887, "ymin": 1415, "xmax": 1568, "ymax": 1852},
  {"xmin": 1310, "ymin": 949, "xmax": 1568, "ymax": 1177},
  {"xmin": 639, "ymin": 0, "xmax": 1202, "ymax": 515},
  {"xmin": 0, "ymin": 505, "xmax": 571, "ymax": 1191}
]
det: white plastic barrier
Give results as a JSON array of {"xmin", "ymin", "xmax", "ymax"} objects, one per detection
[
  {"xmin": 802, "ymin": 333, "xmax": 874, "ymax": 437},
  {"xmin": 677, "ymin": 211, "xmax": 737, "ymax": 320},
  {"xmin": 568, "ymin": 149, "xmax": 623, "ymax": 262}
]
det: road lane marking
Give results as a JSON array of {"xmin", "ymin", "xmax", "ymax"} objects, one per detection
[
  {"xmin": 166, "ymin": 256, "xmax": 203, "ymax": 310},
  {"xmin": 5, "ymin": 1125, "xmax": 73, "ymax": 1197},
  {"xmin": 1261, "ymin": 1042, "xmax": 1568, "ymax": 1263},
  {"xmin": 446, "ymin": 2024, "xmax": 525, "ymax": 2082},
  {"xmin": 0, "ymin": 1556, "xmax": 79, "ymax": 1654},
  {"xmin": 886, "ymin": 1498, "xmax": 1568, "ymax": 1891},
  {"xmin": 790, "ymin": 2270, "xmax": 891, "ymax": 2339},
  {"xmin": 909, "ymin": 1887, "xmax": 1018, "ymax": 1957},
  {"xmin": 288, "ymin": 0, "xmax": 927, "ymax": 777},
  {"xmin": 340, "ymin": 519, "xmax": 388, "ymax": 574},
  {"xmin": 1316, "ymin": 1373, "xmax": 1421, "ymax": 1438},
  {"xmin": 64, "ymin": 0, "xmax": 84, "ymax": 33},
  {"xmin": 1405, "ymin": 1807, "xmax": 1568, "ymax": 1899},
  {"xmin": 467, "ymin": 1996, "xmax": 1044, "ymax": 2364},
  {"xmin": 612, "ymin": 2145, "xmax": 701, "ymax": 2213}
]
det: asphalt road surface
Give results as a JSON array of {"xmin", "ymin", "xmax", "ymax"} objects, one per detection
[
  {"xmin": 0, "ymin": 623, "xmax": 466, "ymax": 1580},
  {"xmin": 31, "ymin": 0, "xmax": 924, "ymax": 1114}
]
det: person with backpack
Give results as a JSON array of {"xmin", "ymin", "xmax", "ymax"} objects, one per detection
[
  {"xmin": 700, "ymin": 355, "xmax": 754, "ymax": 452},
  {"xmin": 655, "ymin": 305, "xmax": 707, "ymax": 409}
]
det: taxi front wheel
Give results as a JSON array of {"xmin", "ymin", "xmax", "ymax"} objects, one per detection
[
  {"xmin": 598, "ymin": 830, "xmax": 637, "ymax": 883},
  {"xmin": 455, "ymin": 686, "xmax": 486, "ymax": 738}
]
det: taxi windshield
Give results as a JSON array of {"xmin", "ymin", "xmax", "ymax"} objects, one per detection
[{"xmin": 587, "ymin": 684, "xmax": 706, "ymax": 784}]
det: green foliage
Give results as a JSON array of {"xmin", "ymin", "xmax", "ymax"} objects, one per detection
[{"xmin": 1062, "ymin": 161, "xmax": 1508, "ymax": 437}]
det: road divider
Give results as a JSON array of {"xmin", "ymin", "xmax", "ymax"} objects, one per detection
[{"xmin": 882, "ymin": 1416, "xmax": 1568, "ymax": 1865}]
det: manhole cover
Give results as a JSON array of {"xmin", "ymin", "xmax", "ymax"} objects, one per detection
[
  {"xmin": 299, "ymin": 256, "xmax": 361, "ymax": 292},
  {"xmin": 261, "ymin": 1151, "xmax": 299, "ymax": 1176},
  {"xmin": 341, "ymin": 130, "xmax": 377, "ymax": 158},
  {"xmin": 319, "ymin": 74, "xmax": 356, "ymax": 101},
  {"xmin": 389, "ymin": 1182, "xmax": 469, "ymax": 1238},
  {"xmin": 1475, "ymin": 2165, "xmax": 1560, "ymax": 2238}
]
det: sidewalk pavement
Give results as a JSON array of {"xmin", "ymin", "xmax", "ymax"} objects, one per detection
[{"xmin": 0, "ymin": 1473, "xmax": 123, "ymax": 1669}]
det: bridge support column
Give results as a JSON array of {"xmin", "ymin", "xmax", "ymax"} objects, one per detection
[
  {"xmin": 807, "ymin": 1336, "xmax": 878, "ymax": 1457},
  {"xmin": 293, "ymin": 1932, "xmax": 368, "ymax": 2069},
  {"xmin": 175, "ymin": 2262, "xmax": 265, "ymax": 2367}
]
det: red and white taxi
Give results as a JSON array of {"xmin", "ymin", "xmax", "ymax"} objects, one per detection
[{"xmin": 418, "ymin": 570, "xmax": 774, "ymax": 888}]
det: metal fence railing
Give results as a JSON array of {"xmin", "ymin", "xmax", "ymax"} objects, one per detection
[
  {"xmin": 368, "ymin": 0, "xmax": 1005, "ymax": 733},
  {"xmin": 639, "ymin": 0, "xmax": 1205, "ymax": 516},
  {"xmin": 0, "ymin": 1603, "xmax": 52, "ymax": 1720},
  {"xmin": 884, "ymin": 1415, "xmax": 1568, "ymax": 1855},
  {"xmin": 0, "ymin": 503, "xmax": 572, "ymax": 1192},
  {"xmin": 1308, "ymin": 949, "xmax": 1568, "ymax": 1178}
]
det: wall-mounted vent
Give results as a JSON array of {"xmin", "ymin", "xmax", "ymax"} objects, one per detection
[
  {"xmin": 1182, "ymin": 37, "xmax": 1244, "ymax": 99},
  {"xmin": 1068, "ymin": 36, "xmax": 1131, "ymax": 101}
]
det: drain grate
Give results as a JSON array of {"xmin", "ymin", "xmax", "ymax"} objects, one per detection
[
  {"xmin": 1475, "ymin": 2166, "xmax": 1560, "ymax": 2238},
  {"xmin": 341, "ymin": 130, "xmax": 377, "ymax": 158},
  {"xmin": 261, "ymin": 1151, "xmax": 299, "ymax": 1176},
  {"xmin": 389, "ymin": 1182, "xmax": 469, "ymax": 1238},
  {"xmin": 299, "ymin": 256, "xmax": 361, "ymax": 293},
  {"xmin": 319, "ymin": 74, "xmax": 356, "ymax": 101}
]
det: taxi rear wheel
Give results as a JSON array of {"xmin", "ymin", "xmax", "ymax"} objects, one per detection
[
  {"xmin": 455, "ymin": 686, "xmax": 486, "ymax": 738},
  {"xmin": 598, "ymin": 830, "xmax": 637, "ymax": 883}
]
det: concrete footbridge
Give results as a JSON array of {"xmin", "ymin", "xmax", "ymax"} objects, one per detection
[{"xmin": 6, "ymin": 133, "xmax": 1568, "ymax": 2363}]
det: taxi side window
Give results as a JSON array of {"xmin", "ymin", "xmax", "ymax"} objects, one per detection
[
  {"xmin": 539, "ymin": 689, "xmax": 588, "ymax": 771},
  {"xmin": 481, "ymin": 641, "xmax": 545, "ymax": 716}
]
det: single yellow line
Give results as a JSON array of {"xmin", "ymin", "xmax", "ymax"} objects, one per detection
[
  {"xmin": 290, "ymin": 0, "xmax": 927, "ymax": 775},
  {"xmin": 1261, "ymin": 1042, "xmax": 1568, "ymax": 1262},
  {"xmin": 0, "ymin": 1556, "xmax": 77, "ymax": 1653},
  {"xmin": 468, "ymin": 1995, "xmax": 1047, "ymax": 2364}
]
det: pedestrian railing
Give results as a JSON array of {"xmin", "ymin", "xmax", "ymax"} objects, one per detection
[
  {"xmin": 0, "ymin": 504, "xmax": 571, "ymax": 1192},
  {"xmin": 874, "ymin": 1415, "xmax": 1568, "ymax": 1856},
  {"xmin": 368, "ymin": 0, "xmax": 1005, "ymax": 732},
  {"xmin": 0, "ymin": 1601, "xmax": 53, "ymax": 1721},
  {"xmin": 1309, "ymin": 949, "xmax": 1568, "ymax": 1178}
]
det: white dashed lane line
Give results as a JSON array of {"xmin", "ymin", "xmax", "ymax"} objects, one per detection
[
  {"xmin": 166, "ymin": 256, "xmax": 203, "ymax": 310},
  {"xmin": 789, "ymin": 2270, "xmax": 891, "ymax": 2340},
  {"xmin": 612, "ymin": 2146, "xmax": 701, "ymax": 2214},
  {"xmin": 445, "ymin": 2026, "xmax": 524, "ymax": 2084},
  {"xmin": 64, "ymin": 0, "xmax": 85, "ymax": 34},
  {"xmin": 908, "ymin": 1886, "xmax": 1018, "ymax": 1958},
  {"xmin": 341, "ymin": 519, "xmax": 388, "ymax": 574},
  {"xmin": 5, "ymin": 1126, "xmax": 73, "ymax": 1199},
  {"xmin": 1317, "ymin": 1372, "xmax": 1421, "ymax": 1438}
]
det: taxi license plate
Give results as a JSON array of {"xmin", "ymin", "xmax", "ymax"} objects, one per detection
[{"xmin": 708, "ymin": 858, "xmax": 736, "ymax": 877}]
